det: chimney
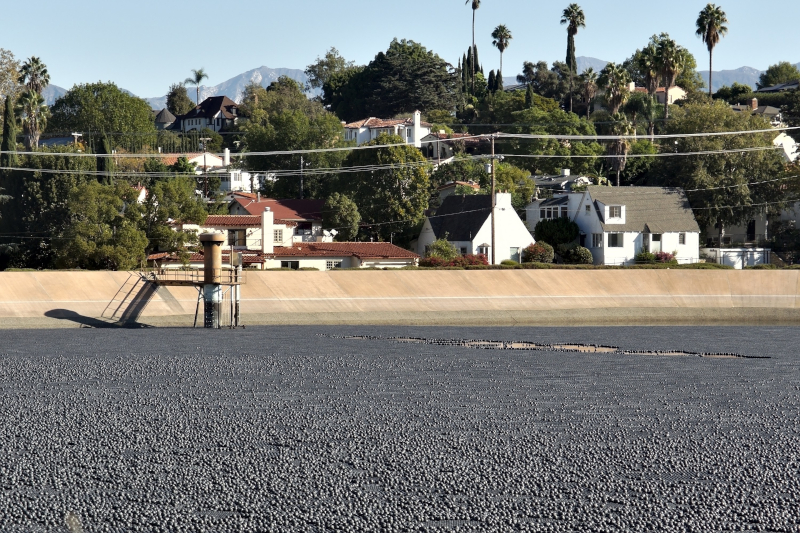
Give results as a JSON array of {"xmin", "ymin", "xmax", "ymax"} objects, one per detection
[
  {"xmin": 257, "ymin": 191, "xmax": 260, "ymax": 202},
  {"xmin": 749, "ymin": 98, "xmax": 758, "ymax": 110},
  {"xmin": 628, "ymin": 81, "xmax": 636, "ymax": 92},
  {"xmin": 495, "ymin": 192, "xmax": 512, "ymax": 208},
  {"xmin": 261, "ymin": 207, "xmax": 274, "ymax": 254},
  {"xmin": 561, "ymin": 169, "xmax": 571, "ymax": 177},
  {"xmin": 413, "ymin": 110, "xmax": 422, "ymax": 148},
  {"xmin": 223, "ymin": 148, "xmax": 230, "ymax": 166}
]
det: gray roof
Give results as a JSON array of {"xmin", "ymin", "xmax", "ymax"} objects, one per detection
[
  {"xmin": 586, "ymin": 186, "xmax": 700, "ymax": 233},
  {"xmin": 756, "ymin": 80, "xmax": 799, "ymax": 93},
  {"xmin": 429, "ymin": 195, "xmax": 491, "ymax": 241},
  {"xmin": 154, "ymin": 108, "xmax": 176, "ymax": 124},
  {"xmin": 539, "ymin": 196, "xmax": 568, "ymax": 207}
]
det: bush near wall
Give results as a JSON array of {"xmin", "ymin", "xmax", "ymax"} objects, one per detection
[
  {"xmin": 522, "ymin": 242, "xmax": 555, "ymax": 263},
  {"xmin": 419, "ymin": 254, "xmax": 489, "ymax": 267}
]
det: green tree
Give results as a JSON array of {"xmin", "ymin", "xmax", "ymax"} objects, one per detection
[
  {"xmin": 1, "ymin": 95, "xmax": 18, "ymax": 167},
  {"xmin": 466, "ymin": 0, "xmax": 481, "ymax": 93},
  {"xmin": 0, "ymin": 96, "xmax": 20, "ymax": 240},
  {"xmin": 243, "ymin": 77, "xmax": 346, "ymax": 198},
  {"xmin": 653, "ymin": 33, "xmax": 686, "ymax": 118},
  {"xmin": 426, "ymin": 236, "xmax": 459, "ymax": 260},
  {"xmin": 15, "ymin": 89, "xmax": 49, "ymax": 149},
  {"xmin": 49, "ymin": 82, "xmax": 157, "ymax": 149},
  {"xmin": 305, "ymin": 47, "xmax": 354, "ymax": 91},
  {"xmin": 184, "ymin": 68, "xmax": 209, "ymax": 105},
  {"xmin": 429, "ymin": 156, "xmax": 486, "ymax": 190},
  {"xmin": 95, "ymin": 135, "xmax": 114, "ymax": 184},
  {"xmin": 341, "ymin": 133, "xmax": 429, "ymax": 242},
  {"xmin": 170, "ymin": 156, "xmax": 196, "ymax": 174},
  {"xmin": 487, "ymin": 70, "xmax": 496, "ymax": 94},
  {"xmin": 322, "ymin": 193, "xmax": 361, "ymax": 241},
  {"xmin": 142, "ymin": 175, "xmax": 207, "ymax": 254},
  {"xmin": 18, "ymin": 56, "xmax": 49, "ymax": 94},
  {"xmin": 578, "ymin": 67, "xmax": 598, "ymax": 119},
  {"xmin": 713, "ymin": 82, "xmax": 753, "ymax": 103},
  {"xmin": 624, "ymin": 91, "xmax": 658, "ymax": 138},
  {"xmin": 198, "ymin": 128, "xmax": 223, "ymax": 153},
  {"xmin": 560, "ymin": 3, "xmax": 585, "ymax": 113},
  {"xmin": 757, "ymin": 62, "xmax": 800, "ymax": 90},
  {"xmin": 0, "ymin": 49, "xmax": 21, "ymax": 120},
  {"xmin": 54, "ymin": 181, "xmax": 148, "ymax": 270},
  {"xmin": 166, "ymin": 83, "xmax": 195, "ymax": 115},
  {"xmin": 696, "ymin": 3, "xmax": 729, "ymax": 96},
  {"xmin": 491, "ymin": 25, "xmax": 512, "ymax": 74},
  {"xmin": 598, "ymin": 62, "xmax": 631, "ymax": 114},
  {"xmin": 606, "ymin": 113, "xmax": 634, "ymax": 186},
  {"xmin": 534, "ymin": 217, "xmax": 579, "ymax": 246},
  {"xmin": 651, "ymin": 100, "xmax": 790, "ymax": 235}
]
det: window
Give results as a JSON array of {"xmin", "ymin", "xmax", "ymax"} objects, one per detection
[
  {"xmin": 540, "ymin": 209, "xmax": 546, "ymax": 219},
  {"xmin": 280, "ymin": 261, "xmax": 300, "ymax": 270},
  {"xmin": 609, "ymin": 205, "xmax": 622, "ymax": 218},
  {"xmin": 295, "ymin": 223, "xmax": 313, "ymax": 236},
  {"xmin": 460, "ymin": 247, "xmax": 467, "ymax": 255},
  {"xmin": 592, "ymin": 234, "xmax": 603, "ymax": 248},
  {"xmin": 273, "ymin": 229, "xmax": 283, "ymax": 243},
  {"xmin": 679, "ymin": 233, "xmax": 686, "ymax": 245},
  {"xmin": 585, "ymin": 204, "xmax": 591, "ymax": 215},
  {"xmin": 326, "ymin": 260, "xmax": 342, "ymax": 270},
  {"xmin": 561, "ymin": 206, "xmax": 568, "ymax": 218},
  {"xmin": 608, "ymin": 233, "xmax": 623, "ymax": 247},
  {"xmin": 227, "ymin": 229, "xmax": 246, "ymax": 246},
  {"xmin": 477, "ymin": 245, "xmax": 489, "ymax": 256},
  {"xmin": 510, "ymin": 247, "xmax": 521, "ymax": 262}
]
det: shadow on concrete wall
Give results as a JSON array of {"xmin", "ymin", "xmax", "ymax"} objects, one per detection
[{"xmin": 99, "ymin": 273, "xmax": 159, "ymax": 326}]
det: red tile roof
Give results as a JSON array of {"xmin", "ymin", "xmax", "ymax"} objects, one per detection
[
  {"xmin": 344, "ymin": 117, "xmax": 432, "ymax": 129},
  {"xmin": 158, "ymin": 153, "xmax": 202, "ymax": 166},
  {"xmin": 204, "ymin": 215, "xmax": 261, "ymax": 227},
  {"xmin": 269, "ymin": 242, "xmax": 419, "ymax": 259},
  {"xmin": 231, "ymin": 194, "xmax": 324, "ymax": 220},
  {"xmin": 437, "ymin": 180, "xmax": 480, "ymax": 191}
]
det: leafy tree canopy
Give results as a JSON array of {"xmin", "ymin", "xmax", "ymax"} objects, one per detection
[
  {"xmin": 713, "ymin": 82, "xmax": 754, "ymax": 103},
  {"xmin": 305, "ymin": 48, "xmax": 354, "ymax": 91},
  {"xmin": 166, "ymin": 83, "xmax": 195, "ymax": 116},
  {"xmin": 757, "ymin": 62, "xmax": 800, "ymax": 90},
  {"xmin": 534, "ymin": 217, "xmax": 579, "ymax": 246},
  {"xmin": 322, "ymin": 192, "xmax": 361, "ymax": 241}
]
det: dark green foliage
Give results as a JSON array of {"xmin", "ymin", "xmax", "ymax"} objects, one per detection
[
  {"xmin": 95, "ymin": 136, "xmax": 114, "ymax": 184},
  {"xmin": 487, "ymin": 70, "xmax": 496, "ymax": 94},
  {"xmin": 522, "ymin": 242, "xmax": 554, "ymax": 263},
  {"xmin": 500, "ymin": 259, "xmax": 519, "ymax": 266},
  {"xmin": 495, "ymin": 71, "xmax": 503, "ymax": 92},
  {"xmin": 305, "ymin": 47, "xmax": 354, "ymax": 91},
  {"xmin": 757, "ymin": 62, "xmax": 800, "ymax": 90},
  {"xmin": 1, "ymin": 96, "xmax": 17, "ymax": 168},
  {"xmin": 166, "ymin": 83, "xmax": 195, "ymax": 116},
  {"xmin": 635, "ymin": 248, "xmax": 656, "ymax": 264},
  {"xmin": 561, "ymin": 244, "xmax": 593, "ymax": 264},
  {"xmin": 198, "ymin": 128, "xmax": 223, "ymax": 153},
  {"xmin": 322, "ymin": 193, "xmax": 361, "ymax": 241},
  {"xmin": 534, "ymin": 217, "xmax": 579, "ymax": 246},
  {"xmin": 170, "ymin": 157, "xmax": 195, "ymax": 174},
  {"xmin": 713, "ymin": 82, "xmax": 754, "ymax": 103}
]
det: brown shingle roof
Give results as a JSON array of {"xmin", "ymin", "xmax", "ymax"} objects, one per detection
[
  {"xmin": 270, "ymin": 242, "xmax": 419, "ymax": 259},
  {"xmin": 586, "ymin": 186, "xmax": 700, "ymax": 233}
]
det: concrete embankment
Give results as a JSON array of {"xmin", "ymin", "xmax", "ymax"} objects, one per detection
[{"xmin": 1, "ymin": 270, "xmax": 799, "ymax": 328}]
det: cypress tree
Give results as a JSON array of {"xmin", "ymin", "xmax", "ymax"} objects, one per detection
[
  {"xmin": 96, "ymin": 136, "xmax": 115, "ymax": 185},
  {"xmin": 1, "ymin": 96, "xmax": 17, "ymax": 168},
  {"xmin": 473, "ymin": 45, "xmax": 480, "ymax": 76},
  {"xmin": 525, "ymin": 85, "xmax": 535, "ymax": 108},
  {"xmin": 487, "ymin": 70, "xmax": 496, "ymax": 94},
  {"xmin": 495, "ymin": 71, "xmax": 503, "ymax": 92}
]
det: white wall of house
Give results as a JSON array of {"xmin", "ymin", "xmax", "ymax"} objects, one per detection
[
  {"xmin": 344, "ymin": 111, "xmax": 431, "ymax": 147},
  {"xmin": 656, "ymin": 86, "xmax": 687, "ymax": 105},
  {"xmin": 181, "ymin": 114, "xmax": 234, "ymax": 133},
  {"xmin": 774, "ymin": 132, "xmax": 798, "ymax": 162},
  {"xmin": 525, "ymin": 193, "xmax": 584, "ymax": 232}
]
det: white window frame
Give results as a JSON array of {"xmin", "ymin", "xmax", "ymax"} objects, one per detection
[
  {"xmin": 592, "ymin": 233, "xmax": 603, "ymax": 248},
  {"xmin": 608, "ymin": 233, "xmax": 624, "ymax": 248},
  {"xmin": 273, "ymin": 229, "xmax": 283, "ymax": 243},
  {"xmin": 326, "ymin": 260, "xmax": 342, "ymax": 270},
  {"xmin": 585, "ymin": 204, "xmax": 591, "ymax": 215},
  {"xmin": 609, "ymin": 205, "xmax": 622, "ymax": 218},
  {"xmin": 679, "ymin": 233, "xmax": 686, "ymax": 245}
]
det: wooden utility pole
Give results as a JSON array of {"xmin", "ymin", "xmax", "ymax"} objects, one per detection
[{"xmin": 491, "ymin": 134, "xmax": 496, "ymax": 265}]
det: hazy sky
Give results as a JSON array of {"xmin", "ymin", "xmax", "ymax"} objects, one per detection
[{"xmin": 4, "ymin": 0, "xmax": 797, "ymax": 97}]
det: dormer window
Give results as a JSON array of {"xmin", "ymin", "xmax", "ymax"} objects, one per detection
[{"xmin": 609, "ymin": 205, "xmax": 622, "ymax": 218}]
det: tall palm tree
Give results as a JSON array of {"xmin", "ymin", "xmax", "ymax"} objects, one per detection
[
  {"xmin": 654, "ymin": 34, "xmax": 686, "ymax": 119},
  {"xmin": 560, "ymin": 3, "xmax": 585, "ymax": 114},
  {"xmin": 465, "ymin": 0, "xmax": 481, "ymax": 94},
  {"xmin": 696, "ymin": 3, "xmax": 728, "ymax": 96},
  {"xmin": 15, "ymin": 90, "xmax": 49, "ymax": 149},
  {"xmin": 598, "ymin": 62, "xmax": 631, "ymax": 115},
  {"xmin": 637, "ymin": 44, "xmax": 660, "ymax": 97},
  {"xmin": 607, "ymin": 113, "xmax": 634, "ymax": 187},
  {"xmin": 184, "ymin": 68, "xmax": 209, "ymax": 105},
  {"xmin": 491, "ymin": 25, "xmax": 512, "ymax": 75},
  {"xmin": 579, "ymin": 67, "xmax": 598, "ymax": 119},
  {"xmin": 18, "ymin": 57, "xmax": 50, "ymax": 95}
]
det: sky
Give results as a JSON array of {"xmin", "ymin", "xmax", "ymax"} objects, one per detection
[{"xmin": 4, "ymin": 0, "xmax": 798, "ymax": 98}]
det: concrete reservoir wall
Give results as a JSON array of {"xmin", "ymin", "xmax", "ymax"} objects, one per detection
[{"xmin": 1, "ymin": 270, "xmax": 800, "ymax": 328}]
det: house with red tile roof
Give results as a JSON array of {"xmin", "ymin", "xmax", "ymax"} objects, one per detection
[
  {"xmin": 343, "ymin": 110, "xmax": 430, "ymax": 147},
  {"xmin": 152, "ymin": 206, "xmax": 419, "ymax": 269}
]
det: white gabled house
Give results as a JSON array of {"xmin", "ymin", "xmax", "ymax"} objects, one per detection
[
  {"xmin": 526, "ymin": 186, "xmax": 701, "ymax": 265},
  {"xmin": 417, "ymin": 193, "xmax": 535, "ymax": 264},
  {"xmin": 343, "ymin": 110, "xmax": 431, "ymax": 147}
]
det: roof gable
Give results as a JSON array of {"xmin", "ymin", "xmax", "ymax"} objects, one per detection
[
  {"xmin": 231, "ymin": 194, "xmax": 324, "ymax": 220},
  {"xmin": 586, "ymin": 186, "xmax": 700, "ymax": 233},
  {"xmin": 429, "ymin": 195, "xmax": 492, "ymax": 241}
]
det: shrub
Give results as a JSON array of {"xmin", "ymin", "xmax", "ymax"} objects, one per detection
[
  {"xmin": 562, "ymin": 245, "xmax": 594, "ymax": 265},
  {"xmin": 635, "ymin": 248, "xmax": 656, "ymax": 264},
  {"xmin": 522, "ymin": 242, "xmax": 555, "ymax": 263},
  {"xmin": 744, "ymin": 263, "xmax": 777, "ymax": 269},
  {"xmin": 426, "ymin": 237, "xmax": 459, "ymax": 261},
  {"xmin": 501, "ymin": 259, "xmax": 519, "ymax": 266},
  {"xmin": 533, "ymin": 218, "xmax": 579, "ymax": 246},
  {"xmin": 655, "ymin": 251, "xmax": 677, "ymax": 263},
  {"xmin": 420, "ymin": 253, "xmax": 488, "ymax": 267}
]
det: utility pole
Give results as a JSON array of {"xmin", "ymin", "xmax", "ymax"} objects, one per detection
[
  {"xmin": 491, "ymin": 134, "xmax": 496, "ymax": 266},
  {"xmin": 200, "ymin": 137, "xmax": 211, "ymax": 198},
  {"xmin": 299, "ymin": 156, "xmax": 304, "ymax": 199}
]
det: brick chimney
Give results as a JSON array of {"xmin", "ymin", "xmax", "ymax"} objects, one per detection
[
  {"xmin": 261, "ymin": 207, "xmax": 274, "ymax": 254},
  {"xmin": 749, "ymin": 98, "xmax": 758, "ymax": 110},
  {"xmin": 413, "ymin": 110, "xmax": 422, "ymax": 148}
]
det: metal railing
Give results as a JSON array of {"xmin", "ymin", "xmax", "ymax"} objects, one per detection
[{"xmin": 151, "ymin": 268, "xmax": 246, "ymax": 285}]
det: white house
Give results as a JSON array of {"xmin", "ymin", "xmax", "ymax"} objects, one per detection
[
  {"xmin": 343, "ymin": 110, "xmax": 431, "ymax": 147},
  {"xmin": 154, "ymin": 207, "xmax": 419, "ymax": 270},
  {"xmin": 174, "ymin": 96, "xmax": 239, "ymax": 133},
  {"xmin": 774, "ymin": 132, "xmax": 798, "ymax": 163},
  {"xmin": 527, "ymin": 186, "xmax": 701, "ymax": 265},
  {"xmin": 417, "ymin": 193, "xmax": 535, "ymax": 264}
]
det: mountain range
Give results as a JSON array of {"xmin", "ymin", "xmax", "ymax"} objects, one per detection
[{"xmin": 42, "ymin": 58, "xmax": 800, "ymax": 109}]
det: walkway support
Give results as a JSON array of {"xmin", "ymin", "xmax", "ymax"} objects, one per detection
[{"xmin": 200, "ymin": 233, "xmax": 225, "ymax": 328}]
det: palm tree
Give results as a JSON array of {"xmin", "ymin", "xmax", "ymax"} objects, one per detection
[
  {"xmin": 637, "ymin": 44, "xmax": 660, "ymax": 97},
  {"xmin": 598, "ymin": 62, "xmax": 631, "ymax": 115},
  {"xmin": 18, "ymin": 57, "xmax": 50, "ymax": 95},
  {"xmin": 184, "ymin": 68, "xmax": 209, "ymax": 105},
  {"xmin": 465, "ymin": 0, "xmax": 481, "ymax": 94},
  {"xmin": 560, "ymin": 3, "xmax": 586, "ymax": 114},
  {"xmin": 579, "ymin": 67, "xmax": 598, "ymax": 119},
  {"xmin": 607, "ymin": 113, "xmax": 634, "ymax": 187},
  {"xmin": 654, "ymin": 34, "xmax": 686, "ymax": 119},
  {"xmin": 15, "ymin": 90, "xmax": 49, "ymax": 149},
  {"xmin": 625, "ymin": 91, "xmax": 658, "ymax": 140},
  {"xmin": 491, "ymin": 25, "xmax": 512, "ymax": 75},
  {"xmin": 696, "ymin": 3, "xmax": 728, "ymax": 96}
]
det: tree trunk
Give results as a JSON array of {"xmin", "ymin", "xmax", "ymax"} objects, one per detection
[
  {"xmin": 649, "ymin": 120, "xmax": 655, "ymax": 140},
  {"xmin": 708, "ymin": 49, "xmax": 713, "ymax": 97},
  {"xmin": 471, "ymin": 12, "xmax": 476, "ymax": 95},
  {"xmin": 616, "ymin": 169, "xmax": 620, "ymax": 187},
  {"xmin": 664, "ymin": 82, "xmax": 670, "ymax": 120}
]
